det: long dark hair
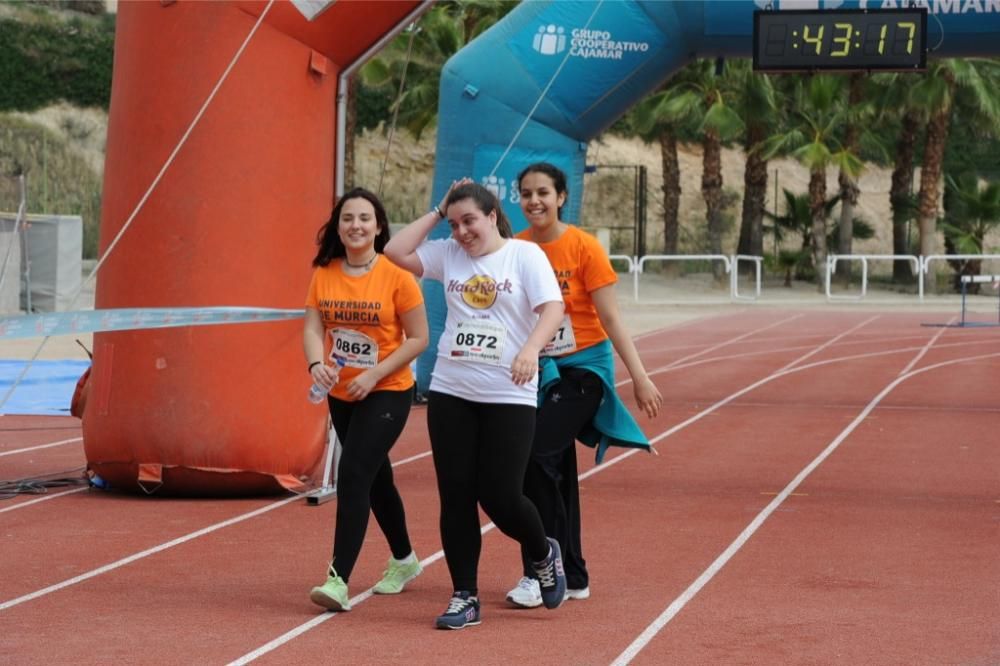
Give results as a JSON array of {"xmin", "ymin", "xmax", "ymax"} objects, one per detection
[
  {"xmin": 445, "ymin": 182, "xmax": 513, "ymax": 238},
  {"xmin": 517, "ymin": 162, "xmax": 568, "ymax": 217},
  {"xmin": 313, "ymin": 187, "xmax": 391, "ymax": 267}
]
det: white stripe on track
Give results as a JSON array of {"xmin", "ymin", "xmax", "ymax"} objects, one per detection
[
  {"xmin": 0, "ymin": 494, "xmax": 302, "ymax": 612},
  {"xmin": 227, "ymin": 316, "xmax": 892, "ymax": 662},
  {"xmin": 0, "ymin": 437, "xmax": 82, "ymax": 457},
  {"xmin": 0, "ymin": 449, "xmax": 431, "ymax": 610},
  {"xmin": 6, "ymin": 316, "xmax": 993, "ymax": 655},
  {"xmin": 228, "ymin": 522, "xmax": 497, "ymax": 666},
  {"xmin": 777, "ymin": 316, "xmax": 878, "ymax": 372},
  {"xmin": 0, "ymin": 487, "xmax": 88, "ymax": 515},
  {"xmin": 660, "ymin": 314, "xmax": 802, "ymax": 369},
  {"xmin": 609, "ymin": 353, "xmax": 1000, "ymax": 665},
  {"xmin": 898, "ymin": 316, "xmax": 955, "ymax": 376}
]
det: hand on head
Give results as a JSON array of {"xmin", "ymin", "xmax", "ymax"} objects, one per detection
[{"xmin": 438, "ymin": 177, "xmax": 474, "ymax": 217}]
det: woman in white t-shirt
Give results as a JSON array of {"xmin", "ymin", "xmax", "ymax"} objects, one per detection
[{"xmin": 385, "ymin": 181, "xmax": 568, "ymax": 630}]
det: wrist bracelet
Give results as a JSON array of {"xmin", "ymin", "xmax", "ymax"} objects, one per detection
[
  {"xmin": 308, "ymin": 361, "xmax": 321, "ymax": 373},
  {"xmin": 432, "ymin": 204, "xmax": 444, "ymax": 219}
]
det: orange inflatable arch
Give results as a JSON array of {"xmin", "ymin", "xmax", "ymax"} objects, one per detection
[{"xmin": 83, "ymin": 0, "xmax": 424, "ymax": 495}]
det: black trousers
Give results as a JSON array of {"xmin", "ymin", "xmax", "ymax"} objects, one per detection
[
  {"xmin": 327, "ymin": 388, "xmax": 414, "ymax": 582},
  {"xmin": 427, "ymin": 391, "xmax": 549, "ymax": 594},
  {"xmin": 521, "ymin": 367, "xmax": 603, "ymax": 590}
]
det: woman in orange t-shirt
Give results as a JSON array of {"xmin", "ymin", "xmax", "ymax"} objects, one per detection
[
  {"xmin": 507, "ymin": 163, "xmax": 663, "ymax": 608},
  {"xmin": 303, "ymin": 188, "xmax": 428, "ymax": 612}
]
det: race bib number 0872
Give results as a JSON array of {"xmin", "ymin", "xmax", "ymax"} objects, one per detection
[{"xmin": 449, "ymin": 319, "xmax": 505, "ymax": 366}]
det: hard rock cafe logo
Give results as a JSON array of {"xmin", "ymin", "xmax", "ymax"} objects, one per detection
[{"xmin": 446, "ymin": 274, "xmax": 513, "ymax": 309}]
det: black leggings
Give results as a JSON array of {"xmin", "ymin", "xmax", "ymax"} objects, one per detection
[
  {"xmin": 327, "ymin": 388, "xmax": 413, "ymax": 583},
  {"xmin": 521, "ymin": 367, "xmax": 603, "ymax": 590},
  {"xmin": 427, "ymin": 391, "xmax": 549, "ymax": 594}
]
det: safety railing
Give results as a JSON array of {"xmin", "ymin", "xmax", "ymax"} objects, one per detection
[
  {"xmin": 920, "ymin": 254, "xmax": 1000, "ymax": 301},
  {"xmin": 616, "ymin": 252, "xmax": 1000, "ymax": 304},
  {"xmin": 634, "ymin": 254, "xmax": 733, "ymax": 303},
  {"xmin": 731, "ymin": 255, "xmax": 762, "ymax": 302},
  {"xmin": 825, "ymin": 254, "xmax": 920, "ymax": 302}
]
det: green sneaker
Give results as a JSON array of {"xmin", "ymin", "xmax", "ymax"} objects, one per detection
[
  {"xmin": 372, "ymin": 555, "xmax": 422, "ymax": 595},
  {"xmin": 309, "ymin": 566, "xmax": 351, "ymax": 611}
]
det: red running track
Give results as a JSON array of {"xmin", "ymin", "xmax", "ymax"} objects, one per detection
[{"xmin": 1, "ymin": 310, "xmax": 998, "ymax": 665}]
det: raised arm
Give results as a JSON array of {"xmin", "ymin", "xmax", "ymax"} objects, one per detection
[
  {"xmin": 383, "ymin": 209, "xmax": 439, "ymax": 277},
  {"xmin": 385, "ymin": 179, "xmax": 470, "ymax": 276}
]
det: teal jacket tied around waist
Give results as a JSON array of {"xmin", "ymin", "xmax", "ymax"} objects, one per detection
[{"xmin": 538, "ymin": 339, "xmax": 651, "ymax": 464}]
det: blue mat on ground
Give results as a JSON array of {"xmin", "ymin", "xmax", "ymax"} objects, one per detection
[{"xmin": 0, "ymin": 360, "xmax": 90, "ymax": 416}]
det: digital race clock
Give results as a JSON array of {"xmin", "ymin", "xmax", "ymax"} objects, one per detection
[{"xmin": 753, "ymin": 8, "xmax": 927, "ymax": 72}]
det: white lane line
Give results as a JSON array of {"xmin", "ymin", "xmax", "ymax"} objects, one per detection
[
  {"xmin": 608, "ymin": 350, "xmax": 1000, "ymax": 665},
  {"xmin": 0, "ymin": 494, "xmax": 302, "ymax": 612},
  {"xmin": 0, "ymin": 448, "xmax": 431, "ymax": 611},
  {"xmin": 777, "ymin": 316, "xmax": 879, "ymax": 372},
  {"xmin": 226, "ymin": 317, "xmax": 874, "ymax": 663},
  {"xmin": 4, "ymin": 317, "xmax": 990, "ymax": 644},
  {"xmin": 659, "ymin": 314, "xmax": 803, "ymax": 369},
  {"xmin": 625, "ymin": 328, "xmax": 1000, "ymax": 389},
  {"xmin": 229, "ymin": 519, "xmax": 499, "ymax": 666},
  {"xmin": 898, "ymin": 316, "xmax": 955, "ymax": 376},
  {"xmin": 392, "ymin": 450, "xmax": 431, "ymax": 467},
  {"xmin": 0, "ymin": 437, "xmax": 82, "ymax": 457},
  {"xmin": 0, "ymin": 487, "xmax": 88, "ymax": 515}
]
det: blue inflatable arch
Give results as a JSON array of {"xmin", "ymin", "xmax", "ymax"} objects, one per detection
[{"xmin": 416, "ymin": 0, "xmax": 1000, "ymax": 391}]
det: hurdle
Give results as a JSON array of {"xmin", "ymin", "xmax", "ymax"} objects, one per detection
[{"xmin": 958, "ymin": 274, "xmax": 1000, "ymax": 327}]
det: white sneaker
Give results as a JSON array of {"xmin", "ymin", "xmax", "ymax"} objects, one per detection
[
  {"xmin": 566, "ymin": 586, "xmax": 590, "ymax": 600},
  {"xmin": 506, "ymin": 576, "xmax": 542, "ymax": 608}
]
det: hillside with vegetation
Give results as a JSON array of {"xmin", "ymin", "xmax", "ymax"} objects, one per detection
[{"xmin": 3, "ymin": 1, "xmax": 1000, "ymax": 294}]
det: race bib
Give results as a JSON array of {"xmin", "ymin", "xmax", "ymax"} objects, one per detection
[
  {"xmin": 449, "ymin": 319, "xmax": 505, "ymax": 366},
  {"xmin": 541, "ymin": 315, "xmax": 577, "ymax": 356},
  {"xmin": 329, "ymin": 328, "xmax": 379, "ymax": 368}
]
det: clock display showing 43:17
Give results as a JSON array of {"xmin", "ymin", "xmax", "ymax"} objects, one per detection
[{"xmin": 753, "ymin": 8, "xmax": 928, "ymax": 72}]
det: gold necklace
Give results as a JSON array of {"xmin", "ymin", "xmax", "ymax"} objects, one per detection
[{"xmin": 344, "ymin": 252, "xmax": 377, "ymax": 269}]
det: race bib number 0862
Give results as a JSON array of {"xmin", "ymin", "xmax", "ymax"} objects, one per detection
[{"xmin": 329, "ymin": 328, "xmax": 378, "ymax": 368}]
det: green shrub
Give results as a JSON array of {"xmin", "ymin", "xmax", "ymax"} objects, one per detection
[
  {"xmin": 0, "ymin": 114, "xmax": 101, "ymax": 258},
  {"xmin": 0, "ymin": 12, "xmax": 115, "ymax": 112}
]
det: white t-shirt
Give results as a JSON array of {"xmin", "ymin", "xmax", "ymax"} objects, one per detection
[{"xmin": 416, "ymin": 238, "xmax": 563, "ymax": 406}]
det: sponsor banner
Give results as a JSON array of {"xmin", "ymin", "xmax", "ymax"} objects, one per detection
[
  {"xmin": 0, "ymin": 307, "xmax": 304, "ymax": 340},
  {"xmin": 509, "ymin": 0, "xmax": 662, "ymax": 121},
  {"xmin": 472, "ymin": 145, "xmax": 579, "ymax": 231}
]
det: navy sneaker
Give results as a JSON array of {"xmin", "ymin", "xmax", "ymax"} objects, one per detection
[
  {"xmin": 435, "ymin": 591, "xmax": 481, "ymax": 630},
  {"xmin": 532, "ymin": 537, "xmax": 567, "ymax": 609}
]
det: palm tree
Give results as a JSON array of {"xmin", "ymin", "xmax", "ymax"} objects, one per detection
[
  {"xmin": 908, "ymin": 58, "xmax": 1000, "ymax": 291},
  {"xmin": 640, "ymin": 59, "xmax": 744, "ymax": 281},
  {"xmin": 360, "ymin": 1, "xmax": 516, "ymax": 141},
  {"xmin": 762, "ymin": 75, "xmax": 864, "ymax": 289},
  {"xmin": 765, "ymin": 188, "xmax": 873, "ymax": 285},
  {"xmin": 835, "ymin": 73, "xmax": 863, "ymax": 284},
  {"xmin": 870, "ymin": 73, "xmax": 923, "ymax": 282},
  {"xmin": 632, "ymin": 82, "xmax": 691, "ymax": 261},
  {"xmin": 729, "ymin": 60, "xmax": 779, "ymax": 263},
  {"xmin": 941, "ymin": 172, "xmax": 1000, "ymax": 292},
  {"xmin": 889, "ymin": 108, "xmax": 921, "ymax": 281}
]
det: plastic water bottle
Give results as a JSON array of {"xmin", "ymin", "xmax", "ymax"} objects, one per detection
[
  {"xmin": 307, "ymin": 357, "xmax": 345, "ymax": 404},
  {"xmin": 308, "ymin": 381, "xmax": 329, "ymax": 404}
]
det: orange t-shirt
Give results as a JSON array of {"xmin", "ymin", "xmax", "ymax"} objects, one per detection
[
  {"xmin": 516, "ymin": 225, "xmax": 618, "ymax": 354},
  {"xmin": 305, "ymin": 256, "xmax": 423, "ymax": 401}
]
